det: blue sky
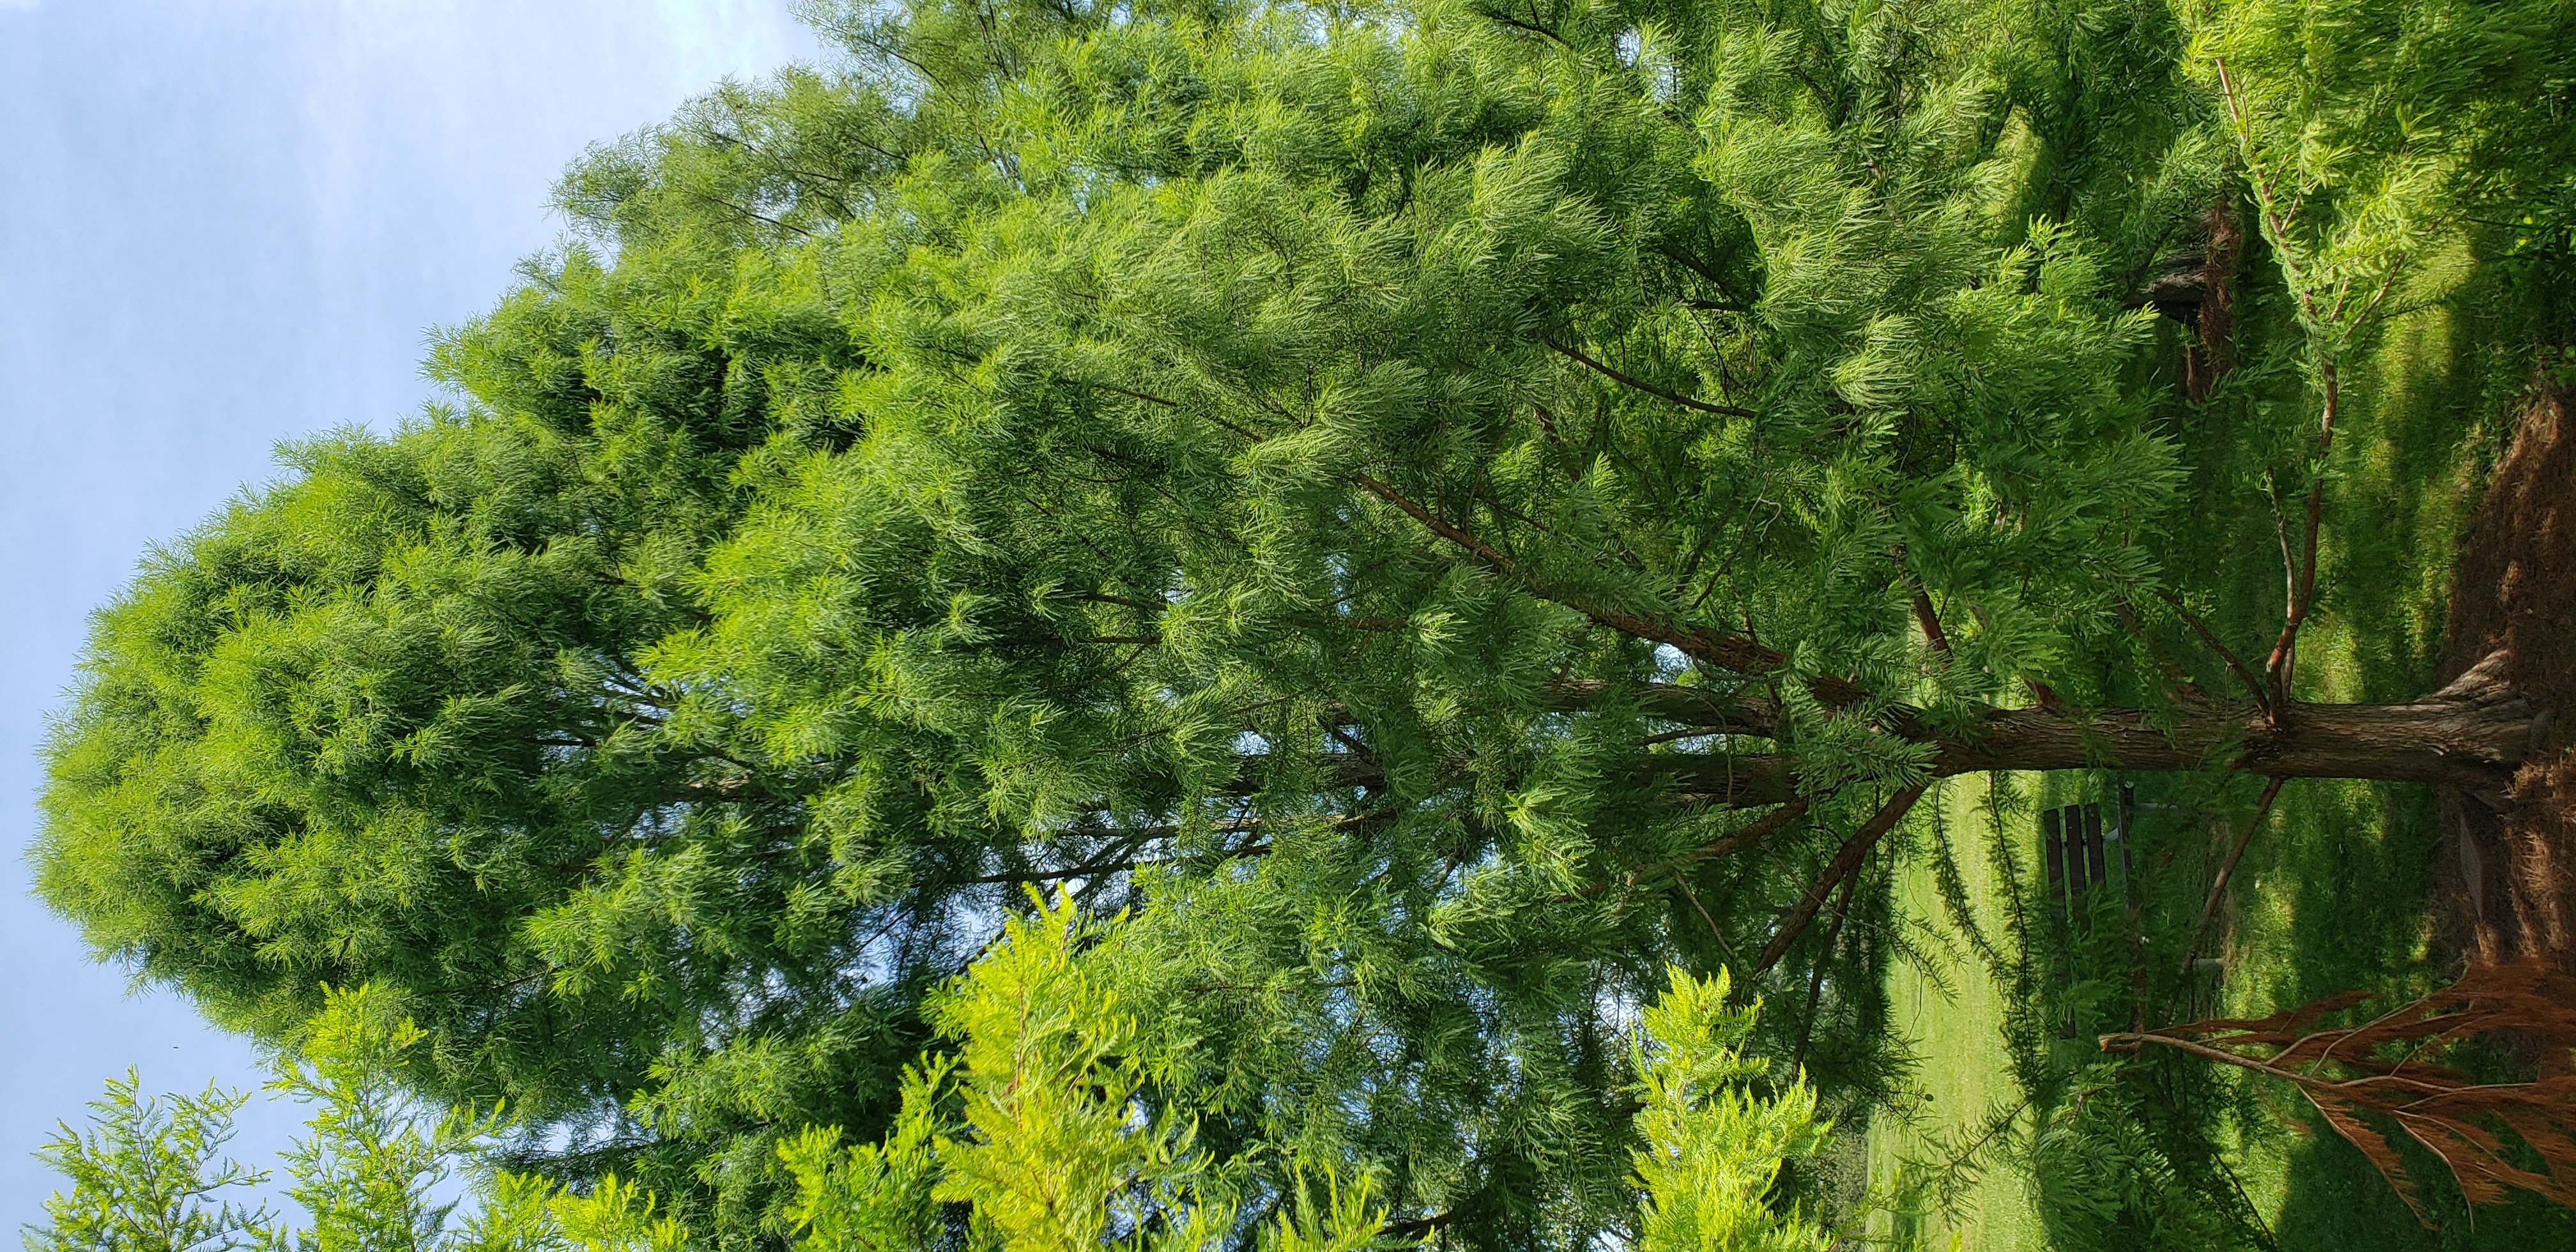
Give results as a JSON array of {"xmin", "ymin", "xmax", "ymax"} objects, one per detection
[{"xmin": 0, "ymin": 0, "xmax": 827, "ymax": 1217}]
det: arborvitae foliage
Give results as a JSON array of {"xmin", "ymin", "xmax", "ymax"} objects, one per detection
[
  {"xmin": 31, "ymin": 0, "xmax": 2576, "ymax": 1248},
  {"xmin": 32, "ymin": 943, "xmax": 1826, "ymax": 1252},
  {"xmin": 22, "ymin": 988, "xmax": 687, "ymax": 1252},
  {"xmin": 1627, "ymin": 966, "xmax": 1831, "ymax": 1252},
  {"xmin": 779, "ymin": 892, "xmax": 1404, "ymax": 1252},
  {"xmin": 26, "ymin": 1076, "xmax": 269, "ymax": 1252},
  {"xmin": 772, "ymin": 896, "xmax": 1825, "ymax": 1252}
]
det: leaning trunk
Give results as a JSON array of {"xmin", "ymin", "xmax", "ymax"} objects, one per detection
[
  {"xmin": 1940, "ymin": 652, "xmax": 2542, "ymax": 798},
  {"xmin": 1644, "ymin": 652, "xmax": 2543, "ymax": 807}
]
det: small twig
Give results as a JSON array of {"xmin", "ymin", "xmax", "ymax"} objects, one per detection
[
  {"xmin": 2175, "ymin": 775, "xmax": 2288, "ymax": 982},
  {"xmin": 1545, "ymin": 338, "xmax": 1758, "ymax": 418},
  {"xmin": 1563, "ymin": 796, "xmax": 1813, "ymax": 903},
  {"xmin": 2112, "ymin": 599, "xmax": 2205, "ymax": 702},
  {"xmin": 2264, "ymin": 362, "xmax": 2339, "ymax": 709},
  {"xmin": 1096, "ymin": 383, "xmax": 1178, "ymax": 408},
  {"xmin": 1676, "ymin": 877, "xmax": 1748, "ymax": 981},
  {"xmin": 1353, "ymin": 473, "xmax": 1522, "ymax": 572},
  {"xmin": 1792, "ymin": 871, "xmax": 1860, "ymax": 1072},
  {"xmin": 1383, "ymin": 1210, "xmax": 1455, "ymax": 1240},
  {"xmin": 1482, "ymin": 8, "xmax": 1572, "ymax": 46},
  {"xmin": 1659, "ymin": 242, "xmax": 1757, "ymax": 311},
  {"xmin": 2154, "ymin": 589, "xmax": 2269, "ymax": 708},
  {"xmin": 1352, "ymin": 472, "xmax": 1873, "ymax": 705},
  {"xmin": 1680, "ymin": 795, "xmax": 1814, "ymax": 869},
  {"xmin": 2024, "ymin": 677, "xmax": 2068, "ymax": 713},
  {"xmin": 1912, "ymin": 585, "xmax": 1952, "ymax": 655}
]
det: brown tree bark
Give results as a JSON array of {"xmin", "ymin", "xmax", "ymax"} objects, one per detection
[
  {"xmin": 1648, "ymin": 650, "xmax": 2543, "ymax": 807},
  {"xmin": 1936, "ymin": 652, "xmax": 2538, "ymax": 792}
]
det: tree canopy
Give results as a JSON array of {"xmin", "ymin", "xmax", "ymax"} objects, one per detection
[{"xmin": 31, "ymin": 0, "xmax": 2576, "ymax": 1248}]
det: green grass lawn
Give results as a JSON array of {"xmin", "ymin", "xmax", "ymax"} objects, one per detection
[{"xmin": 1865, "ymin": 774, "xmax": 2047, "ymax": 1252}]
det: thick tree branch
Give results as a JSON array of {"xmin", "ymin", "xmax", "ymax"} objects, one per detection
[
  {"xmin": 1217, "ymin": 657, "xmax": 2534, "ymax": 816},
  {"xmin": 1925, "ymin": 683, "xmax": 2534, "ymax": 791},
  {"xmin": 1351, "ymin": 473, "xmax": 1872, "ymax": 705}
]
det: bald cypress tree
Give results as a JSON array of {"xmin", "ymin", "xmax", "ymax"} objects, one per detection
[{"xmin": 33, "ymin": 0, "xmax": 2576, "ymax": 1246}]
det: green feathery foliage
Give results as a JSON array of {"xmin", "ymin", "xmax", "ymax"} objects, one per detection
[{"xmin": 31, "ymin": 0, "xmax": 2576, "ymax": 1247}]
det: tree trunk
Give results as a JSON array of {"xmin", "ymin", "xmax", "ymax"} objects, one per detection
[
  {"xmin": 1655, "ymin": 652, "xmax": 2544, "ymax": 807},
  {"xmin": 1943, "ymin": 652, "xmax": 2542, "ymax": 795}
]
